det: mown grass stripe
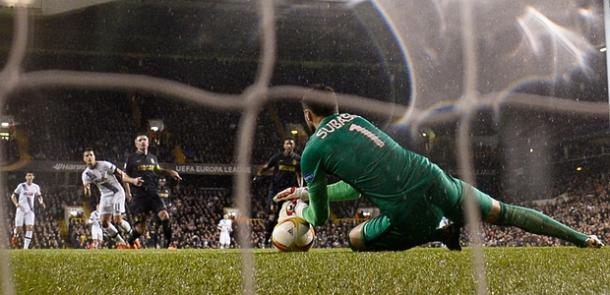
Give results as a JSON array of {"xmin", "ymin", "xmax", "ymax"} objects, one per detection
[{"xmin": 5, "ymin": 248, "xmax": 610, "ymax": 294}]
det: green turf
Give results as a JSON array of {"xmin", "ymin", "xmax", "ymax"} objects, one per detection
[{"xmin": 5, "ymin": 247, "xmax": 610, "ymax": 294}]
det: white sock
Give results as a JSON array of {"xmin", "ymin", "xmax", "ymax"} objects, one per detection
[
  {"xmin": 103, "ymin": 223, "xmax": 125, "ymax": 244},
  {"xmin": 24, "ymin": 231, "xmax": 32, "ymax": 249},
  {"xmin": 119, "ymin": 220, "xmax": 132, "ymax": 235}
]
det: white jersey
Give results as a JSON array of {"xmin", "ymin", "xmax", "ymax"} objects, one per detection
[
  {"xmin": 82, "ymin": 161, "xmax": 124, "ymax": 196},
  {"xmin": 88, "ymin": 210, "xmax": 101, "ymax": 227},
  {"xmin": 13, "ymin": 182, "xmax": 41, "ymax": 212},
  {"xmin": 218, "ymin": 219, "xmax": 233, "ymax": 233}
]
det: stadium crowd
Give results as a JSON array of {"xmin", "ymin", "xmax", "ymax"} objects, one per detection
[
  {"xmin": 4, "ymin": 93, "xmax": 281, "ymax": 165},
  {"xmin": 2, "ymin": 169, "xmax": 604, "ymax": 250}
]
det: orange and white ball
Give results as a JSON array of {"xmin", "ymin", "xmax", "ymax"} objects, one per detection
[{"xmin": 271, "ymin": 216, "xmax": 315, "ymax": 252}]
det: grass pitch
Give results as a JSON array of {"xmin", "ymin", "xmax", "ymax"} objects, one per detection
[{"xmin": 7, "ymin": 247, "xmax": 610, "ymax": 294}]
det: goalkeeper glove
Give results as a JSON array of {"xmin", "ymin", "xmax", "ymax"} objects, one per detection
[
  {"xmin": 278, "ymin": 199, "xmax": 309, "ymax": 222},
  {"xmin": 273, "ymin": 187, "xmax": 309, "ymax": 203}
]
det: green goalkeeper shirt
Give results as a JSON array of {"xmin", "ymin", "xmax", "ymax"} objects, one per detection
[{"xmin": 301, "ymin": 113, "xmax": 441, "ymax": 226}]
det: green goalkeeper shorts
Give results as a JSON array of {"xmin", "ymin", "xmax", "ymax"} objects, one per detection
[{"xmin": 360, "ymin": 170, "xmax": 496, "ymax": 251}]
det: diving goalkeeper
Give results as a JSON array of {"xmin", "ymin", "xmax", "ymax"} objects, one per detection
[{"xmin": 274, "ymin": 86, "xmax": 603, "ymax": 251}]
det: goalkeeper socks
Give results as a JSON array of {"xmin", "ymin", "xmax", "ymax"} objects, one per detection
[
  {"xmin": 496, "ymin": 203, "xmax": 588, "ymax": 246},
  {"xmin": 103, "ymin": 223, "xmax": 125, "ymax": 244},
  {"xmin": 24, "ymin": 231, "xmax": 32, "ymax": 249},
  {"xmin": 161, "ymin": 219, "xmax": 172, "ymax": 247}
]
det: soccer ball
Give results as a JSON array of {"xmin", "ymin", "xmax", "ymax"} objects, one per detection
[{"xmin": 271, "ymin": 216, "xmax": 315, "ymax": 252}]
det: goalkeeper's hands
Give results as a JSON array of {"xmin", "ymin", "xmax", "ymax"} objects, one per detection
[
  {"xmin": 278, "ymin": 199, "xmax": 309, "ymax": 222},
  {"xmin": 273, "ymin": 187, "xmax": 309, "ymax": 203}
]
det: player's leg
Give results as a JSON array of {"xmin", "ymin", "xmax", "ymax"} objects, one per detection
[
  {"xmin": 223, "ymin": 232, "xmax": 229, "ymax": 248},
  {"xmin": 428, "ymin": 170, "xmax": 599, "ymax": 247},
  {"xmin": 99, "ymin": 197, "xmax": 126, "ymax": 246},
  {"xmin": 11, "ymin": 227, "xmax": 21, "ymax": 249},
  {"xmin": 481, "ymin": 191, "xmax": 600, "ymax": 247},
  {"xmin": 23, "ymin": 225, "xmax": 33, "ymax": 249},
  {"xmin": 155, "ymin": 195, "xmax": 174, "ymax": 249},
  {"xmin": 23, "ymin": 212, "xmax": 35, "ymax": 249},
  {"xmin": 126, "ymin": 197, "xmax": 147, "ymax": 248},
  {"xmin": 127, "ymin": 214, "xmax": 145, "ymax": 249},
  {"xmin": 219, "ymin": 233, "xmax": 226, "ymax": 249},
  {"xmin": 263, "ymin": 202, "xmax": 281, "ymax": 245},
  {"xmin": 348, "ymin": 215, "xmax": 424, "ymax": 251},
  {"xmin": 13, "ymin": 209, "xmax": 24, "ymax": 248},
  {"xmin": 91, "ymin": 224, "xmax": 103, "ymax": 249},
  {"xmin": 347, "ymin": 221, "xmax": 367, "ymax": 251},
  {"xmin": 112, "ymin": 192, "xmax": 132, "ymax": 237},
  {"xmin": 224, "ymin": 232, "xmax": 232, "ymax": 248},
  {"xmin": 158, "ymin": 209, "xmax": 174, "ymax": 249},
  {"xmin": 101, "ymin": 213, "xmax": 127, "ymax": 246},
  {"xmin": 348, "ymin": 195, "xmax": 455, "ymax": 252}
]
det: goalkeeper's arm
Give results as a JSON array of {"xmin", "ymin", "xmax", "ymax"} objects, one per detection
[
  {"xmin": 301, "ymin": 177, "xmax": 329, "ymax": 226},
  {"xmin": 327, "ymin": 181, "xmax": 360, "ymax": 201},
  {"xmin": 274, "ymin": 181, "xmax": 360, "ymax": 203},
  {"xmin": 292, "ymin": 148, "xmax": 359, "ymax": 226},
  {"xmin": 300, "ymin": 181, "xmax": 360, "ymax": 226}
]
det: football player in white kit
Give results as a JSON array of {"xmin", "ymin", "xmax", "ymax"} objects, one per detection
[
  {"xmin": 82, "ymin": 148, "xmax": 143, "ymax": 249},
  {"xmin": 217, "ymin": 214, "xmax": 233, "ymax": 249},
  {"xmin": 87, "ymin": 208, "xmax": 103, "ymax": 249},
  {"xmin": 10, "ymin": 172, "xmax": 45, "ymax": 249}
]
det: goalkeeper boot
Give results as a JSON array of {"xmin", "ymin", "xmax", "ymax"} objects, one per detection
[
  {"xmin": 583, "ymin": 235, "xmax": 604, "ymax": 248},
  {"xmin": 441, "ymin": 224, "xmax": 462, "ymax": 251}
]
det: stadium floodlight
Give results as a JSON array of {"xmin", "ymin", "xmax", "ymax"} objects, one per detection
[
  {"xmin": 0, "ymin": 0, "xmax": 34, "ymax": 6},
  {"xmin": 148, "ymin": 119, "xmax": 164, "ymax": 132},
  {"xmin": 1, "ymin": 0, "xmax": 118, "ymax": 15},
  {"xmin": 1, "ymin": 122, "xmax": 9, "ymax": 127}
]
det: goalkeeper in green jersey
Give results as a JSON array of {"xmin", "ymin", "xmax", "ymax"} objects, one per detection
[{"xmin": 274, "ymin": 86, "xmax": 604, "ymax": 251}]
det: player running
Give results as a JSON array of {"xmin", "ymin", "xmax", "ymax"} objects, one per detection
[
  {"xmin": 124, "ymin": 134, "xmax": 182, "ymax": 250},
  {"xmin": 82, "ymin": 148, "xmax": 143, "ymax": 249},
  {"xmin": 274, "ymin": 86, "xmax": 604, "ymax": 251},
  {"xmin": 10, "ymin": 172, "xmax": 45, "ymax": 249},
  {"xmin": 255, "ymin": 137, "xmax": 301, "ymax": 246}
]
